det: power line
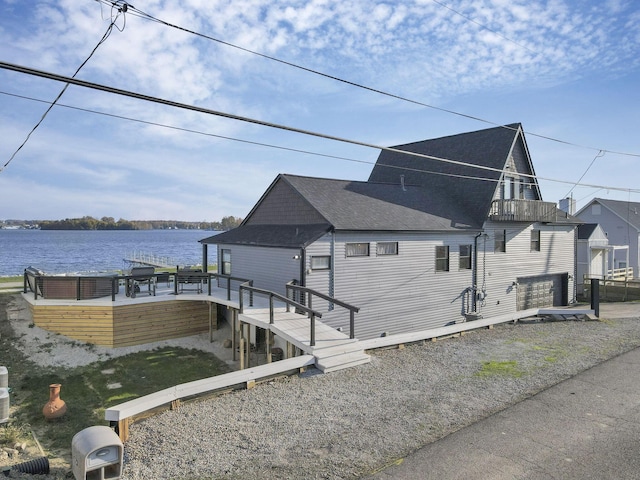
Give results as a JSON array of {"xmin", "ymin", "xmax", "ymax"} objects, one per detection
[
  {"xmin": 431, "ymin": 0, "xmax": 537, "ymax": 54},
  {"xmin": 0, "ymin": 3, "xmax": 127, "ymax": 173},
  {"xmin": 1, "ymin": 64, "xmax": 639, "ymax": 197},
  {"xmin": 94, "ymin": 0, "xmax": 640, "ymax": 159}
]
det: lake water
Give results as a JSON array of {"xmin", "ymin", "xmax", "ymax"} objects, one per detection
[{"xmin": 0, "ymin": 229, "xmax": 220, "ymax": 277}]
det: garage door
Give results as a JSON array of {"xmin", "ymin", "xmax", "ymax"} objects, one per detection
[{"xmin": 517, "ymin": 274, "xmax": 568, "ymax": 310}]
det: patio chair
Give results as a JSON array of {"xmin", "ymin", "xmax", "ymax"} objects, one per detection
[{"xmin": 128, "ymin": 266, "xmax": 156, "ymax": 298}]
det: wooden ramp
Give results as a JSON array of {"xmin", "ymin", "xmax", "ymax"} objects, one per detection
[{"xmin": 239, "ymin": 307, "xmax": 370, "ymax": 373}]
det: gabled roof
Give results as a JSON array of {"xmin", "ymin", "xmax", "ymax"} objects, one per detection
[
  {"xmin": 368, "ymin": 123, "xmax": 540, "ymax": 224},
  {"xmin": 576, "ymin": 198, "xmax": 640, "ymax": 232},
  {"xmin": 577, "ymin": 223, "xmax": 599, "ymax": 240}
]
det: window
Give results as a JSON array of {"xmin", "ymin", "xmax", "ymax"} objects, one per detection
[
  {"xmin": 221, "ymin": 249, "xmax": 231, "ymax": 275},
  {"xmin": 494, "ymin": 230, "xmax": 506, "ymax": 253},
  {"xmin": 459, "ymin": 245, "xmax": 472, "ymax": 269},
  {"xmin": 530, "ymin": 229, "xmax": 541, "ymax": 252},
  {"xmin": 435, "ymin": 245, "xmax": 449, "ymax": 272},
  {"xmin": 346, "ymin": 243, "xmax": 369, "ymax": 257},
  {"xmin": 310, "ymin": 256, "xmax": 331, "ymax": 270},
  {"xmin": 377, "ymin": 242, "xmax": 398, "ymax": 256}
]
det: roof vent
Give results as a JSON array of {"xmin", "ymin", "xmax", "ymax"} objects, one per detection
[{"xmin": 400, "ymin": 175, "xmax": 406, "ymax": 191}]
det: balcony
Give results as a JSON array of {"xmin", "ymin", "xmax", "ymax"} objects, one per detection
[{"xmin": 489, "ymin": 199, "xmax": 558, "ymax": 222}]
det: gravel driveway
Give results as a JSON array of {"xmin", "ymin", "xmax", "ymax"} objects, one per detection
[{"xmin": 120, "ymin": 303, "xmax": 640, "ymax": 480}]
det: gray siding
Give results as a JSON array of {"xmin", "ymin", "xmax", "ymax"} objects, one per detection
[
  {"xmin": 477, "ymin": 222, "xmax": 576, "ymax": 319},
  {"xmin": 306, "ymin": 231, "xmax": 476, "ymax": 340},
  {"xmin": 217, "ymin": 244, "xmax": 300, "ymax": 296}
]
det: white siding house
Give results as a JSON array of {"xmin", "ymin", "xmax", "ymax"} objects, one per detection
[{"xmin": 202, "ymin": 124, "xmax": 579, "ymax": 340}]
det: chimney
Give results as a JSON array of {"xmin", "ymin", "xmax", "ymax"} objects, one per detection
[{"xmin": 559, "ymin": 197, "xmax": 576, "ymax": 215}]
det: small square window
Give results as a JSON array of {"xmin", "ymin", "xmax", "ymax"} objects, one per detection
[
  {"xmin": 531, "ymin": 229, "xmax": 541, "ymax": 252},
  {"xmin": 436, "ymin": 245, "xmax": 449, "ymax": 272},
  {"xmin": 346, "ymin": 243, "xmax": 369, "ymax": 257},
  {"xmin": 459, "ymin": 245, "xmax": 472, "ymax": 269},
  {"xmin": 377, "ymin": 242, "xmax": 398, "ymax": 255},
  {"xmin": 494, "ymin": 230, "xmax": 506, "ymax": 253},
  {"xmin": 310, "ymin": 256, "xmax": 331, "ymax": 270}
]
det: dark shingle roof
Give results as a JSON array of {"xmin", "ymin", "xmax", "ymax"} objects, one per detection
[
  {"xmin": 577, "ymin": 223, "xmax": 599, "ymax": 239},
  {"xmin": 368, "ymin": 123, "xmax": 527, "ymax": 224},
  {"xmin": 282, "ymin": 175, "xmax": 480, "ymax": 231},
  {"xmin": 200, "ymin": 224, "xmax": 331, "ymax": 247}
]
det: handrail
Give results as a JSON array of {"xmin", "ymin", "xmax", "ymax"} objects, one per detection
[
  {"xmin": 285, "ymin": 282, "xmax": 360, "ymax": 340},
  {"xmin": 239, "ymin": 282, "xmax": 323, "ymax": 346}
]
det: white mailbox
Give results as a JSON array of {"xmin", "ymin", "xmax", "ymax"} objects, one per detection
[{"xmin": 72, "ymin": 426, "xmax": 123, "ymax": 480}]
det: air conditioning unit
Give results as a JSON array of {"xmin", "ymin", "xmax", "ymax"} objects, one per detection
[
  {"xmin": 71, "ymin": 426, "xmax": 123, "ymax": 480},
  {"xmin": 0, "ymin": 388, "xmax": 9, "ymax": 424}
]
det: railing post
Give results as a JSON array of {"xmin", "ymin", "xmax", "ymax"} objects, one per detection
[
  {"xmin": 76, "ymin": 277, "xmax": 82, "ymax": 301},
  {"xmin": 350, "ymin": 310, "xmax": 355, "ymax": 339},
  {"xmin": 310, "ymin": 314, "xmax": 316, "ymax": 347},
  {"xmin": 226, "ymin": 276, "xmax": 231, "ymax": 301},
  {"xmin": 239, "ymin": 286, "xmax": 244, "ymax": 313},
  {"xmin": 112, "ymin": 277, "xmax": 117, "ymax": 301},
  {"xmin": 270, "ymin": 294, "xmax": 275, "ymax": 324},
  {"xmin": 591, "ymin": 278, "xmax": 600, "ymax": 317}
]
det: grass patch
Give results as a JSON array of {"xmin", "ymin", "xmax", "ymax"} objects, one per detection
[
  {"xmin": 13, "ymin": 347, "xmax": 231, "ymax": 454},
  {"xmin": 476, "ymin": 360, "xmax": 525, "ymax": 378},
  {"xmin": 0, "ymin": 293, "xmax": 232, "ymax": 460}
]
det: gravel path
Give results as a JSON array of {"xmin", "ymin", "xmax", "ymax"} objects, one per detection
[
  {"xmin": 5, "ymin": 296, "xmax": 640, "ymax": 480},
  {"xmin": 121, "ymin": 305, "xmax": 640, "ymax": 480}
]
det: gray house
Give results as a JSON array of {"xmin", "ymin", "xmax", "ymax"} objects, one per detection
[
  {"xmin": 202, "ymin": 124, "xmax": 579, "ymax": 340},
  {"xmin": 575, "ymin": 198, "xmax": 638, "ymax": 279}
]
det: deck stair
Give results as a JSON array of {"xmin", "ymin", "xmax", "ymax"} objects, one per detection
[{"xmin": 239, "ymin": 307, "xmax": 370, "ymax": 373}]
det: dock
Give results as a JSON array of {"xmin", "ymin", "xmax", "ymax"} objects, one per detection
[{"xmin": 123, "ymin": 251, "xmax": 176, "ymax": 269}]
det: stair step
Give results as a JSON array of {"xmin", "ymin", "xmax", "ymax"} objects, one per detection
[
  {"xmin": 315, "ymin": 352, "xmax": 371, "ymax": 373},
  {"xmin": 312, "ymin": 341, "xmax": 362, "ymax": 358}
]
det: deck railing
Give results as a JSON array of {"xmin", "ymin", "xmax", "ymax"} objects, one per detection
[
  {"xmin": 285, "ymin": 282, "xmax": 360, "ymax": 340},
  {"xmin": 489, "ymin": 199, "xmax": 558, "ymax": 222},
  {"xmin": 239, "ymin": 282, "xmax": 323, "ymax": 346}
]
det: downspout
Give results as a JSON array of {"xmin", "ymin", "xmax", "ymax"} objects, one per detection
[{"xmin": 472, "ymin": 231, "xmax": 483, "ymax": 312}]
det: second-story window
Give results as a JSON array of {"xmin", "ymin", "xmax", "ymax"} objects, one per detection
[{"xmin": 494, "ymin": 230, "xmax": 506, "ymax": 253}]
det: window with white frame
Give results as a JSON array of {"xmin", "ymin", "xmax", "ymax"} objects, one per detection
[
  {"xmin": 346, "ymin": 243, "xmax": 369, "ymax": 257},
  {"xmin": 530, "ymin": 229, "xmax": 541, "ymax": 252},
  {"xmin": 435, "ymin": 245, "xmax": 450, "ymax": 272},
  {"xmin": 377, "ymin": 241, "xmax": 398, "ymax": 255},
  {"xmin": 221, "ymin": 249, "xmax": 231, "ymax": 275},
  {"xmin": 310, "ymin": 256, "xmax": 331, "ymax": 270},
  {"xmin": 459, "ymin": 244, "xmax": 472, "ymax": 269}
]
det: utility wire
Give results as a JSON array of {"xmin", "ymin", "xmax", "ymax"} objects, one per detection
[
  {"xmin": 0, "ymin": 3, "xmax": 127, "ymax": 173},
  {"xmin": 431, "ymin": 0, "xmax": 536, "ymax": 54},
  {"xmin": 93, "ymin": 0, "xmax": 640, "ymax": 159},
  {"xmin": 564, "ymin": 149, "xmax": 605, "ymax": 198},
  {"xmin": 1, "ymin": 63, "xmax": 639, "ymax": 197}
]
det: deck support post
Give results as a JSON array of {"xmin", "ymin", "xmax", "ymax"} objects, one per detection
[
  {"xmin": 232, "ymin": 311, "xmax": 238, "ymax": 362},
  {"xmin": 266, "ymin": 330, "xmax": 272, "ymax": 363},
  {"xmin": 239, "ymin": 336, "xmax": 245, "ymax": 370}
]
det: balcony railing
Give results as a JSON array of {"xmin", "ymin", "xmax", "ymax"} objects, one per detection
[{"xmin": 489, "ymin": 199, "xmax": 558, "ymax": 222}]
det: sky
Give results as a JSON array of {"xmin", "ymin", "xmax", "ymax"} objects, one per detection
[{"xmin": 0, "ymin": 0, "xmax": 639, "ymax": 222}]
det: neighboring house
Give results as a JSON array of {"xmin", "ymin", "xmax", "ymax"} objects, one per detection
[
  {"xmin": 575, "ymin": 198, "xmax": 639, "ymax": 278},
  {"xmin": 202, "ymin": 124, "xmax": 579, "ymax": 340},
  {"xmin": 576, "ymin": 223, "xmax": 609, "ymax": 293}
]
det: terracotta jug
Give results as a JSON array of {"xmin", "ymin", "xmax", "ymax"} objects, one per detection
[{"xmin": 43, "ymin": 383, "xmax": 67, "ymax": 420}]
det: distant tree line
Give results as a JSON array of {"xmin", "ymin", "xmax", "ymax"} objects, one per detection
[{"xmin": 37, "ymin": 216, "xmax": 242, "ymax": 231}]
